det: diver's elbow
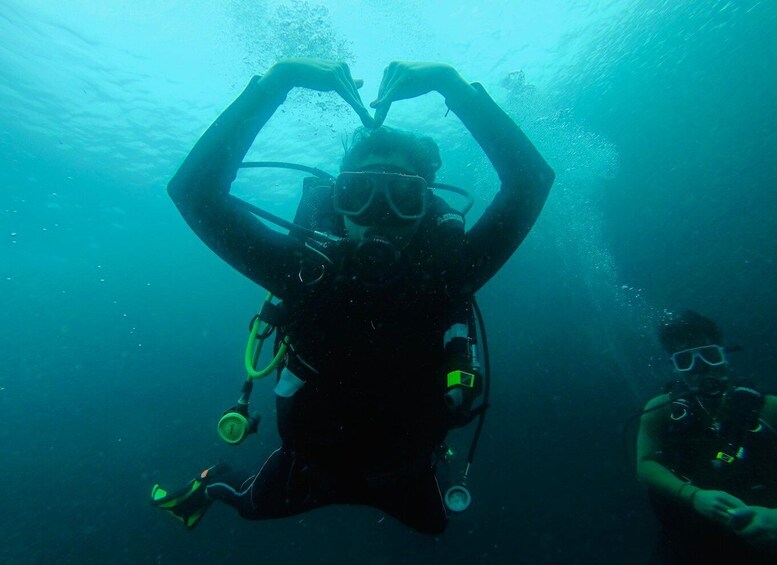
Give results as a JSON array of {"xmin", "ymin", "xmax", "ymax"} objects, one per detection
[
  {"xmin": 539, "ymin": 162, "xmax": 556, "ymax": 193},
  {"xmin": 635, "ymin": 458, "xmax": 660, "ymax": 485},
  {"xmin": 167, "ymin": 174, "xmax": 193, "ymax": 207},
  {"xmin": 167, "ymin": 173, "xmax": 182, "ymax": 197}
]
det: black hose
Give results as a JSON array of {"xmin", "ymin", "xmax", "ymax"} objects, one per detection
[
  {"xmin": 467, "ymin": 297, "xmax": 491, "ymax": 465},
  {"xmin": 239, "ymin": 161, "xmax": 334, "ymax": 179},
  {"xmin": 228, "ymin": 195, "xmax": 333, "ymax": 243}
]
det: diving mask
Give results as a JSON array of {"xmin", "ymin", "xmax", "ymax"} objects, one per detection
[
  {"xmin": 671, "ymin": 345, "xmax": 727, "ymax": 372},
  {"xmin": 333, "ymin": 171, "xmax": 429, "ymax": 222}
]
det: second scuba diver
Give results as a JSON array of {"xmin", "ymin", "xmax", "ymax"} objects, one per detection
[
  {"xmin": 637, "ymin": 310, "xmax": 777, "ymax": 562},
  {"xmin": 151, "ymin": 59, "xmax": 555, "ymax": 534}
]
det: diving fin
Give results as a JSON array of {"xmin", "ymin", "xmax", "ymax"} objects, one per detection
[{"xmin": 150, "ymin": 464, "xmax": 228, "ymax": 529}]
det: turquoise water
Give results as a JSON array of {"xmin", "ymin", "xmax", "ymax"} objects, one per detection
[{"xmin": 2, "ymin": 1, "xmax": 775, "ymax": 562}]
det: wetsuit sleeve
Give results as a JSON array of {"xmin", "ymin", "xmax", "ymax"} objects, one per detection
[
  {"xmin": 762, "ymin": 396, "xmax": 777, "ymax": 437},
  {"xmin": 167, "ymin": 75, "xmax": 303, "ymax": 299},
  {"xmin": 636, "ymin": 394, "xmax": 700, "ymax": 505},
  {"xmin": 443, "ymin": 83, "xmax": 555, "ymax": 294}
]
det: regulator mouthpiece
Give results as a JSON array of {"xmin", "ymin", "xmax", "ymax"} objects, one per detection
[{"xmin": 353, "ymin": 236, "xmax": 400, "ymax": 283}]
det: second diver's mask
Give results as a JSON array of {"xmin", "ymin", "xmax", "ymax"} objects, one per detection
[{"xmin": 334, "ymin": 171, "xmax": 429, "ymax": 285}]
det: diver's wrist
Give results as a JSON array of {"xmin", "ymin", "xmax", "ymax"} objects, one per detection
[
  {"xmin": 438, "ymin": 68, "xmax": 478, "ymax": 109},
  {"xmin": 260, "ymin": 64, "xmax": 295, "ymax": 97},
  {"xmin": 687, "ymin": 486, "xmax": 701, "ymax": 509},
  {"xmin": 675, "ymin": 482, "xmax": 700, "ymax": 506}
]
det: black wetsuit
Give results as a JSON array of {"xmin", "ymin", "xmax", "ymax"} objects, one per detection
[
  {"xmin": 651, "ymin": 388, "xmax": 777, "ymax": 563},
  {"xmin": 168, "ymin": 75, "xmax": 554, "ymax": 534}
]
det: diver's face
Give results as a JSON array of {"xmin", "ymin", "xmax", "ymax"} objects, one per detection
[
  {"xmin": 670, "ymin": 338, "xmax": 729, "ymax": 394},
  {"xmin": 341, "ymin": 152, "xmax": 425, "ymax": 246}
]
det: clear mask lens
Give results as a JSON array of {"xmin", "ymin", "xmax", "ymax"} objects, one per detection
[
  {"xmin": 334, "ymin": 172, "xmax": 427, "ymax": 220},
  {"xmin": 671, "ymin": 345, "xmax": 726, "ymax": 372}
]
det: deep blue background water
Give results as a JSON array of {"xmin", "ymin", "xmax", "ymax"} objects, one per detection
[{"xmin": 2, "ymin": 1, "xmax": 775, "ymax": 563}]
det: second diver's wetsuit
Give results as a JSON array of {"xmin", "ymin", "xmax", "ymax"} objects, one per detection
[
  {"xmin": 168, "ymin": 74, "xmax": 555, "ymax": 534},
  {"xmin": 646, "ymin": 387, "xmax": 777, "ymax": 563}
]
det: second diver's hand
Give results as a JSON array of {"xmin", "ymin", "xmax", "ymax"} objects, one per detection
[
  {"xmin": 370, "ymin": 61, "xmax": 478, "ymax": 127},
  {"xmin": 263, "ymin": 58, "xmax": 375, "ymax": 128},
  {"xmin": 732, "ymin": 506, "xmax": 777, "ymax": 549},
  {"xmin": 691, "ymin": 489, "xmax": 747, "ymax": 525}
]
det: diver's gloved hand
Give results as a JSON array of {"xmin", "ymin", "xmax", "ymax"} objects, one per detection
[
  {"xmin": 266, "ymin": 58, "xmax": 374, "ymax": 128},
  {"xmin": 691, "ymin": 489, "xmax": 747, "ymax": 524},
  {"xmin": 733, "ymin": 506, "xmax": 777, "ymax": 548},
  {"xmin": 370, "ymin": 61, "xmax": 475, "ymax": 127}
]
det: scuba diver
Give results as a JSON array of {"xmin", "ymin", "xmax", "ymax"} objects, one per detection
[
  {"xmin": 150, "ymin": 59, "xmax": 554, "ymax": 535},
  {"xmin": 636, "ymin": 310, "xmax": 777, "ymax": 562}
]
